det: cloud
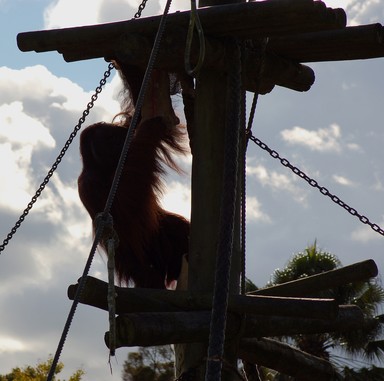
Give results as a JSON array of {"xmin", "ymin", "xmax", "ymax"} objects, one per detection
[
  {"xmin": 0, "ymin": 101, "xmax": 55, "ymax": 148},
  {"xmin": 247, "ymin": 164, "xmax": 307, "ymax": 204},
  {"xmin": 0, "ymin": 63, "xmax": 122, "ymax": 301},
  {"xmin": 44, "ymin": 0, "xmax": 106, "ymax": 28},
  {"xmin": 0, "ymin": 337, "xmax": 25, "ymax": 353},
  {"xmin": 280, "ymin": 124, "xmax": 342, "ymax": 153},
  {"xmin": 332, "ymin": 174, "xmax": 356, "ymax": 187},
  {"xmin": 246, "ymin": 196, "xmax": 271, "ymax": 223},
  {"xmin": 0, "ymin": 65, "xmax": 120, "ymax": 214},
  {"xmin": 351, "ymin": 222, "xmax": 384, "ymax": 242},
  {"xmin": 0, "ymin": 65, "xmax": 120, "ymax": 119},
  {"xmin": 43, "ymin": 0, "xmax": 191, "ymax": 29},
  {"xmin": 0, "ymin": 143, "xmax": 36, "ymax": 211},
  {"xmin": 346, "ymin": 0, "xmax": 384, "ymax": 26},
  {"xmin": 372, "ymin": 173, "xmax": 384, "ymax": 191},
  {"xmin": 320, "ymin": 1, "xmax": 383, "ymax": 26},
  {"xmin": 160, "ymin": 180, "xmax": 191, "ymax": 219}
]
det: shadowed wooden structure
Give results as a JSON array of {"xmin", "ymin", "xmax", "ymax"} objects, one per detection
[{"xmin": 17, "ymin": 0, "xmax": 384, "ymax": 379}]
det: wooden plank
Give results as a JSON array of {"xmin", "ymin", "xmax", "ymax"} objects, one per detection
[
  {"xmin": 67, "ymin": 276, "xmax": 338, "ymax": 319},
  {"xmin": 249, "ymin": 259, "xmax": 378, "ymax": 297}
]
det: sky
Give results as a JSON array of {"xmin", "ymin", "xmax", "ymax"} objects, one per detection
[{"xmin": 0, "ymin": 0, "xmax": 383, "ymax": 379}]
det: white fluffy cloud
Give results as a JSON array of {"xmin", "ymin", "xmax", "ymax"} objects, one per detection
[
  {"xmin": 346, "ymin": 0, "xmax": 384, "ymax": 25},
  {"xmin": 0, "ymin": 101, "xmax": 55, "ymax": 147},
  {"xmin": 44, "ymin": 0, "xmax": 106, "ymax": 28},
  {"xmin": 43, "ymin": 0, "xmax": 191, "ymax": 29},
  {"xmin": 332, "ymin": 174, "xmax": 356, "ymax": 187},
  {"xmin": 0, "ymin": 65, "xmax": 120, "ymax": 117},
  {"xmin": 161, "ymin": 180, "xmax": 191, "ymax": 219},
  {"xmin": 322, "ymin": 0, "xmax": 383, "ymax": 25},
  {"xmin": 247, "ymin": 164, "xmax": 307, "ymax": 204},
  {"xmin": 246, "ymin": 196, "xmax": 271, "ymax": 223},
  {"xmin": 0, "ymin": 336, "xmax": 25, "ymax": 353},
  {"xmin": 280, "ymin": 124, "xmax": 343, "ymax": 153},
  {"xmin": 0, "ymin": 100, "xmax": 55, "ymax": 211},
  {"xmin": 0, "ymin": 65, "xmax": 120, "ymax": 215},
  {"xmin": 0, "ymin": 59, "xmax": 121, "ymax": 378},
  {"xmin": 351, "ymin": 221, "xmax": 384, "ymax": 242}
]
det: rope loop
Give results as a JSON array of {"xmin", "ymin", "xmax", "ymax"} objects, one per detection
[{"xmin": 184, "ymin": 0, "xmax": 206, "ymax": 76}]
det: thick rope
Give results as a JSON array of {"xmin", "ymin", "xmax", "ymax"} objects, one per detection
[
  {"xmin": 205, "ymin": 39, "xmax": 242, "ymax": 381},
  {"xmin": 241, "ymin": 39, "xmax": 267, "ymax": 295},
  {"xmin": 107, "ymin": 236, "xmax": 117, "ymax": 358},
  {"xmin": 240, "ymin": 91, "xmax": 247, "ymax": 296},
  {"xmin": 103, "ymin": 0, "xmax": 173, "ymax": 215},
  {"xmin": 46, "ymin": 2, "xmax": 173, "ymax": 379}
]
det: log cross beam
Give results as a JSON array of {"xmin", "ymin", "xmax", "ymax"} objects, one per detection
[{"xmin": 16, "ymin": 2, "xmax": 384, "ymax": 95}]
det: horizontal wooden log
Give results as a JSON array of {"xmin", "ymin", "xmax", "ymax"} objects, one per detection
[
  {"xmin": 104, "ymin": 305, "xmax": 364, "ymax": 347},
  {"xmin": 250, "ymin": 259, "xmax": 378, "ymax": 297},
  {"xmin": 239, "ymin": 338, "xmax": 342, "ymax": 381},
  {"xmin": 108, "ymin": 311, "xmax": 211, "ymax": 347},
  {"xmin": 247, "ymin": 52, "xmax": 315, "ymax": 93},
  {"xmin": 114, "ymin": 33, "xmax": 315, "ymax": 93},
  {"xmin": 17, "ymin": 1, "xmax": 346, "ymax": 55},
  {"xmin": 268, "ymin": 24, "xmax": 384, "ymax": 62},
  {"xmin": 245, "ymin": 305, "xmax": 364, "ymax": 337},
  {"xmin": 59, "ymin": 22, "xmax": 384, "ymax": 67},
  {"xmin": 68, "ymin": 276, "xmax": 338, "ymax": 318}
]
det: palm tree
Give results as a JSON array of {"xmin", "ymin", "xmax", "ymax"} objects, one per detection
[{"xmin": 267, "ymin": 241, "xmax": 384, "ymax": 377}]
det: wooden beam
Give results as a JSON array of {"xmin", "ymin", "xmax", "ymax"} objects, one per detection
[
  {"xmin": 17, "ymin": 1, "xmax": 346, "ymax": 57},
  {"xmin": 60, "ymin": 33, "xmax": 315, "ymax": 93},
  {"xmin": 58, "ymin": 23, "xmax": 384, "ymax": 66},
  {"xmin": 245, "ymin": 305, "xmax": 364, "ymax": 337},
  {"xmin": 67, "ymin": 276, "xmax": 338, "ymax": 319},
  {"xmin": 249, "ymin": 259, "xmax": 378, "ymax": 297},
  {"xmin": 246, "ymin": 52, "xmax": 315, "ymax": 93},
  {"xmin": 104, "ymin": 305, "xmax": 364, "ymax": 347},
  {"xmin": 268, "ymin": 24, "xmax": 384, "ymax": 62},
  {"xmin": 239, "ymin": 338, "xmax": 342, "ymax": 381},
  {"xmin": 183, "ymin": 34, "xmax": 240, "ymax": 381}
]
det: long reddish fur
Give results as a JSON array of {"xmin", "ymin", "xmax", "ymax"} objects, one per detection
[{"xmin": 78, "ymin": 116, "xmax": 189, "ymax": 288}]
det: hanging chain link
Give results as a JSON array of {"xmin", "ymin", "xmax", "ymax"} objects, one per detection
[
  {"xmin": 134, "ymin": 0, "xmax": 149, "ymax": 18},
  {"xmin": 248, "ymin": 132, "xmax": 384, "ymax": 237},
  {"xmin": 0, "ymin": 62, "xmax": 115, "ymax": 254}
]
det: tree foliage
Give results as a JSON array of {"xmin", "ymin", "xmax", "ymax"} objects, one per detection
[
  {"xmin": 122, "ymin": 345, "xmax": 175, "ymax": 381},
  {"xmin": 263, "ymin": 241, "xmax": 384, "ymax": 378},
  {"xmin": 0, "ymin": 356, "xmax": 84, "ymax": 381}
]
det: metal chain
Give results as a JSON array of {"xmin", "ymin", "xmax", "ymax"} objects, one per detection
[
  {"xmin": 0, "ymin": 62, "xmax": 115, "ymax": 254},
  {"xmin": 134, "ymin": 0, "xmax": 149, "ymax": 18},
  {"xmin": 248, "ymin": 133, "xmax": 384, "ymax": 237}
]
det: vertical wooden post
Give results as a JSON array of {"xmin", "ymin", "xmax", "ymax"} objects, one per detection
[{"xmin": 177, "ymin": 0, "xmax": 245, "ymax": 380}]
